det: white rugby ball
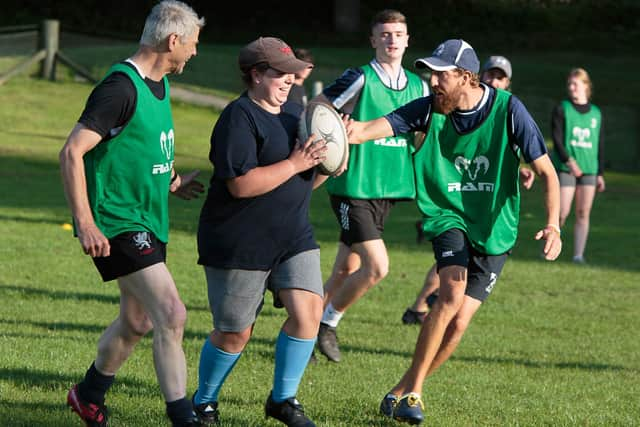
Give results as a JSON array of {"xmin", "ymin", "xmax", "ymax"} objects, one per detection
[{"xmin": 298, "ymin": 102, "xmax": 349, "ymax": 176}]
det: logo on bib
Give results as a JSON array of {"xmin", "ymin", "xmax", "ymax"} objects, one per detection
[
  {"xmin": 448, "ymin": 155, "xmax": 494, "ymax": 192},
  {"xmin": 153, "ymin": 129, "xmax": 175, "ymax": 175},
  {"xmin": 570, "ymin": 126, "xmax": 593, "ymax": 149}
]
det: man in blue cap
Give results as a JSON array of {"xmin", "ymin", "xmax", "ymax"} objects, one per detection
[{"xmin": 345, "ymin": 39, "xmax": 563, "ymax": 424}]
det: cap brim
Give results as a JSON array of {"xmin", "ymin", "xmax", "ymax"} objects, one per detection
[
  {"xmin": 414, "ymin": 57, "xmax": 456, "ymax": 71},
  {"xmin": 271, "ymin": 58, "xmax": 313, "ymax": 74}
]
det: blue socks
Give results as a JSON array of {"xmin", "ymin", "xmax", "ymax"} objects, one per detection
[
  {"xmin": 272, "ymin": 330, "xmax": 316, "ymax": 403},
  {"xmin": 194, "ymin": 338, "xmax": 241, "ymax": 404},
  {"xmin": 194, "ymin": 331, "xmax": 315, "ymax": 404}
]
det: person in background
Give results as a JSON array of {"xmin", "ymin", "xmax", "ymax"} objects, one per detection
[
  {"xmin": 59, "ymin": 2, "xmax": 205, "ymax": 426},
  {"xmin": 312, "ymin": 9, "xmax": 429, "ymax": 363},
  {"xmin": 287, "ymin": 48, "xmax": 315, "ymax": 107},
  {"xmin": 403, "ymin": 54, "xmax": 535, "ymax": 326},
  {"xmin": 551, "ymin": 67, "xmax": 605, "ymax": 264}
]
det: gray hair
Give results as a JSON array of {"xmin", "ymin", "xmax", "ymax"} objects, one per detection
[{"xmin": 140, "ymin": 0, "xmax": 205, "ymax": 48}]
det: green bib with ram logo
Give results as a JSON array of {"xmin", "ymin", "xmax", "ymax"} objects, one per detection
[
  {"xmin": 83, "ymin": 63, "xmax": 174, "ymax": 242},
  {"xmin": 415, "ymin": 88, "xmax": 520, "ymax": 254},
  {"xmin": 552, "ymin": 100, "xmax": 601, "ymax": 175},
  {"xmin": 327, "ymin": 64, "xmax": 423, "ymax": 199}
]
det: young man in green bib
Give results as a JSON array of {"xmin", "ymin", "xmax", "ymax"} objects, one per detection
[
  {"xmin": 59, "ymin": 2, "xmax": 205, "ymax": 425},
  {"xmin": 312, "ymin": 9, "xmax": 430, "ymax": 363},
  {"xmin": 346, "ymin": 39, "xmax": 563, "ymax": 424}
]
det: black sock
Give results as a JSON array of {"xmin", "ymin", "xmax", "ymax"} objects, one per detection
[
  {"xmin": 77, "ymin": 362, "xmax": 115, "ymax": 405},
  {"xmin": 166, "ymin": 397, "xmax": 193, "ymax": 426}
]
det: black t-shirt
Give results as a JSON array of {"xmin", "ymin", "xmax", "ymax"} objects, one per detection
[
  {"xmin": 78, "ymin": 61, "xmax": 166, "ymax": 140},
  {"xmin": 197, "ymin": 93, "xmax": 318, "ymax": 270}
]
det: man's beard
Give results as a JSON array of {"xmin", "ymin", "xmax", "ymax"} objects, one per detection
[{"xmin": 432, "ymin": 85, "xmax": 463, "ymax": 115}]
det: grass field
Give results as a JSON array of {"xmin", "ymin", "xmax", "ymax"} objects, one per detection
[{"xmin": 1, "ymin": 41, "xmax": 639, "ymax": 426}]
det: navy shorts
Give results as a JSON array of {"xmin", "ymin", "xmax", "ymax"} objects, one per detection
[
  {"xmin": 93, "ymin": 231, "xmax": 166, "ymax": 282},
  {"xmin": 330, "ymin": 195, "xmax": 394, "ymax": 246},
  {"xmin": 432, "ymin": 228, "xmax": 509, "ymax": 302}
]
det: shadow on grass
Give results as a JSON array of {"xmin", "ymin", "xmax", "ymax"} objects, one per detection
[
  {"xmin": 6, "ymin": 129, "xmax": 68, "ymax": 142},
  {"xmin": 451, "ymin": 354, "xmax": 628, "ymax": 373},
  {"xmin": 0, "ymin": 368, "xmax": 154, "ymax": 394},
  {"xmin": 0, "ymin": 283, "xmax": 119, "ymax": 304},
  {"xmin": 0, "ymin": 214, "xmax": 69, "ymax": 226},
  {"xmin": 0, "ymin": 401, "xmax": 71, "ymax": 427}
]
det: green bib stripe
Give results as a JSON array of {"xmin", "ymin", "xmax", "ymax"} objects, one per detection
[
  {"xmin": 415, "ymin": 89, "xmax": 520, "ymax": 255},
  {"xmin": 552, "ymin": 100, "xmax": 601, "ymax": 175},
  {"xmin": 83, "ymin": 63, "xmax": 175, "ymax": 242},
  {"xmin": 327, "ymin": 64, "xmax": 424, "ymax": 199}
]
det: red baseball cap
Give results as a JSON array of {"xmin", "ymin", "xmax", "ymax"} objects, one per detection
[{"xmin": 238, "ymin": 37, "xmax": 313, "ymax": 74}]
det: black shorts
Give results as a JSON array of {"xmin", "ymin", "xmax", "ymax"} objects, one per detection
[
  {"xmin": 432, "ymin": 228, "xmax": 509, "ymax": 302},
  {"xmin": 330, "ymin": 195, "xmax": 394, "ymax": 246},
  {"xmin": 93, "ymin": 231, "xmax": 166, "ymax": 282}
]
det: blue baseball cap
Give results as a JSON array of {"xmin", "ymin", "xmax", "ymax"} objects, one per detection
[{"xmin": 415, "ymin": 39, "xmax": 480, "ymax": 74}]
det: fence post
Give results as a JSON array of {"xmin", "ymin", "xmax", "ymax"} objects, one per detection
[{"xmin": 39, "ymin": 19, "xmax": 59, "ymax": 80}]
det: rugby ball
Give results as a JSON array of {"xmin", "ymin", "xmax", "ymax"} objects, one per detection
[{"xmin": 298, "ymin": 102, "xmax": 349, "ymax": 175}]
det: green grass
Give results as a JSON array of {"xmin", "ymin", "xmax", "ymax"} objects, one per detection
[{"xmin": 1, "ymin": 46, "xmax": 640, "ymax": 426}]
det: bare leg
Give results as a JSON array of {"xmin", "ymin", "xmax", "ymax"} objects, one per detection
[
  {"xmin": 426, "ymin": 296, "xmax": 482, "ymax": 376},
  {"xmin": 114, "ymin": 263, "xmax": 188, "ymax": 402},
  {"xmin": 330, "ymin": 239, "xmax": 389, "ymax": 312},
  {"xmin": 573, "ymin": 184, "xmax": 596, "ymax": 259},
  {"xmin": 93, "ymin": 288, "xmax": 153, "ymax": 376},
  {"xmin": 280, "ymin": 288, "xmax": 323, "ymax": 339},
  {"xmin": 410, "ymin": 264, "xmax": 440, "ymax": 313},
  {"xmin": 559, "ymin": 185, "xmax": 576, "ymax": 228},
  {"xmin": 322, "ymin": 243, "xmax": 360, "ymax": 309},
  {"xmin": 391, "ymin": 265, "xmax": 467, "ymax": 395}
]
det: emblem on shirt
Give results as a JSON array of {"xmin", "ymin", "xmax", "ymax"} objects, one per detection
[
  {"xmin": 152, "ymin": 129, "xmax": 175, "ymax": 175},
  {"xmin": 448, "ymin": 155, "xmax": 494, "ymax": 192},
  {"xmin": 570, "ymin": 126, "xmax": 593, "ymax": 149},
  {"xmin": 131, "ymin": 232, "xmax": 155, "ymax": 255}
]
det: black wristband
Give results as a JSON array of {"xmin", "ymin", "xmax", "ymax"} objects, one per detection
[{"xmin": 170, "ymin": 171, "xmax": 178, "ymax": 184}]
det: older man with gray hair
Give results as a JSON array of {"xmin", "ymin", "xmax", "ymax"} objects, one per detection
[{"xmin": 60, "ymin": 1, "xmax": 205, "ymax": 425}]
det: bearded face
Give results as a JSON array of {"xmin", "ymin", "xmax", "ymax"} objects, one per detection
[{"xmin": 432, "ymin": 83, "xmax": 463, "ymax": 115}]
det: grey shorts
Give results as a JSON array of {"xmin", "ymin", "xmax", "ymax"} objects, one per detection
[
  {"xmin": 558, "ymin": 172, "xmax": 597, "ymax": 187},
  {"xmin": 204, "ymin": 249, "xmax": 323, "ymax": 332}
]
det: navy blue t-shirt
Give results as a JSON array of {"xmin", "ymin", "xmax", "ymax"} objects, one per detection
[
  {"xmin": 197, "ymin": 93, "xmax": 318, "ymax": 270},
  {"xmin": 386, "ymin": 84, "xmax": 548, "ymax": 163}
]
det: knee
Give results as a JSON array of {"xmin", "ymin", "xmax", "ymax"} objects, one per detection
[
  {"xmin": 161, "ymin": 298, "xmax": 188, "ymax": 331},
  {"xmin": 363, "ymin": 260, "xmax": 389, "ymax": 284},
  {"xmin": 289, "ymin": 296, "xmax": 323, "ymax": 332},
  {"xmin": 128, "ymin": 316, "xmax": 153, "ymax": 338},
  {"xmin": 307, "ymin": 297, "xmax": 324, "ymax": 327},
  {"xmin": 451, "ymin": 315, "xmax": 471, "ymax": 336},
  {"xmin": 212, "ymin": 328, "xmax": 251, "ymax": 352},
  {"xmin": 434, "ymin": 288, "xmax": 466, "ymax": 316},
  {"xmin": 119, "ymin": 312, "xmax": 153, "ymax": 342},
  {"xmin": 574, "ymin": 207, "xmax": 591, "ymax": 222}
]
